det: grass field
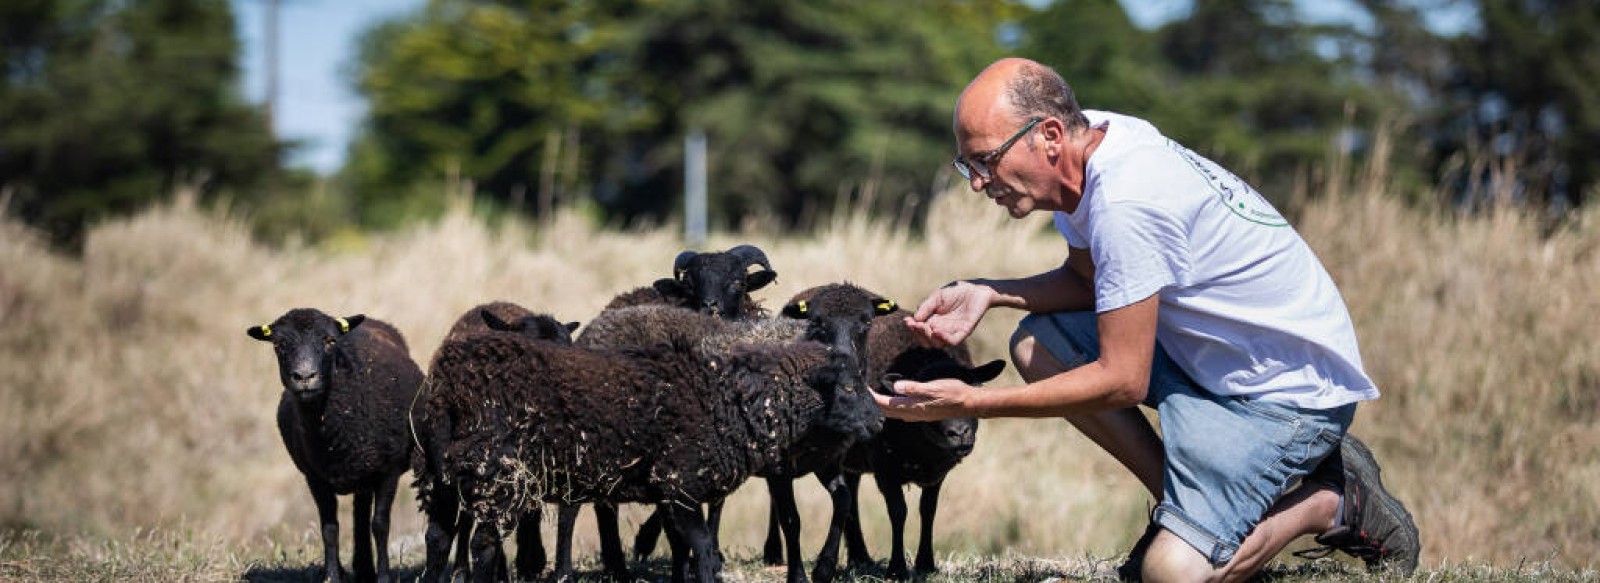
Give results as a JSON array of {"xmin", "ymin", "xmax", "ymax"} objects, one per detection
[{"xmin": 2, "ymin": 167, "xmax": 1599, "ymax": 581}]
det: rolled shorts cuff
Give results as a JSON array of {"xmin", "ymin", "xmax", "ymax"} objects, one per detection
[{"xmin": 1153, "ymin": 503, "xmax": 1238, "ymax": 566}]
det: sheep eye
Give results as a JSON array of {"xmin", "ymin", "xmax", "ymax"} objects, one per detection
[{"xmin": 324, "ymin": 336, "xmax": 337, "ymax": 346}]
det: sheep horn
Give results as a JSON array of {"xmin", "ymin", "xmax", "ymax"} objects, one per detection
[
  {"xmin": 726, "ymin": 244, "xmax": 772, "ymax": 273},
  {"xmin": 672, "ymin": 250, "xmax": 697, "ymax": 280}
]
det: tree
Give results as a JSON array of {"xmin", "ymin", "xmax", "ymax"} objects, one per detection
[
  {"xmin": 1436, "ymin": 0, "xmax": 1600, "ymax": 210},
  {"xmin": 348, "ymin": 0, "xmax": 1024, "ymax": 230},
  {"xmin": 0, "ymin": 0, "xmax": 281, "ymax": 247}
]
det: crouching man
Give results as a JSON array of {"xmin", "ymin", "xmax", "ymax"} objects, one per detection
[{"xmin": 875, "ymin": 57, "xmax": 1419, "ymax": 582}]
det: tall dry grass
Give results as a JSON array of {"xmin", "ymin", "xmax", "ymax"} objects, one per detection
[{"xmin": 1, "ymin": 168, "xmax": 1597, "ymax": 573}]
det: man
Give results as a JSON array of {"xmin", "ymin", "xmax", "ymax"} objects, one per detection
[{"xmin": 873, "ymin": 58, "xmax": 1420, "ymax": 582}]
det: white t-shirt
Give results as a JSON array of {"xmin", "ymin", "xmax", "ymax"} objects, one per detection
[{"xmin": 1053, "ymin": 110, "xmax": 1379, "ymax": 409}]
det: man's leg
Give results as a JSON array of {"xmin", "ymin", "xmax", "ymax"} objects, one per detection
[
  {"xmin": 1142, "ymin": 484, "xmax": 1340, "ymax": 583},
  {"xmin": 1010, "ymin": 325, "xmax": 1165, "ymax": 497}
]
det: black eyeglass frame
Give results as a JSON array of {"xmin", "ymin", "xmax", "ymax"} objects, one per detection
[{"xmin": 952, "ymin": 117, "xmax": 1044, "ymax": 181}]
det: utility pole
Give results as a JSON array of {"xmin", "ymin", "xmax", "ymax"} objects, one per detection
[
  {"xmin": 264, "ymin": 0, "xmax": 280, "ymax": 137},
  {"xmin": 685, "ymin": 128, "xmax": 707, "ymax": 249}
]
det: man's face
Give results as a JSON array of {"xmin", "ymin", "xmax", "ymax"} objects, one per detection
[{"xmin": 957, "ymin": 116, "xmax": 1043, "ymax": 219}]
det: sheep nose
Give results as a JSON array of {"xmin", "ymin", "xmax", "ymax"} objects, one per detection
[{"xmin": 291, "ymin": 370, "xmax": 319, "ymax": 383}]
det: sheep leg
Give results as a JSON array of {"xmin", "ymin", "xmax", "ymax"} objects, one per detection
[
  {"xmin": 705, "ymin": 498, "xmax": 727, "ymax": 566},
  {"xmin": 552, "ymin": 504, "xmax": 579, "ymax": 583},
  {"xmin": 593, "ymin": 502, "xmax": 630, "ymax": 578},
  {"xmin": 353, "ymin": 490, "xmax": 376, "ymax": 582},
  {"xmin": 631, "ymin": 509, "xmax": 664, "ymax": 562},
  {"xmin": 761, "ymin": 482, "xmax": 785, "ymax": 565},
  {"xmin": 659, "ymin": 503, "xmax": 690, "ymax": 583},
  {"xmin": 308, "ymin": 480, "xmax": 345, "ymax": 583},
  {"xmin": 514, "ymin": 505, "xmax": 545, "ymax": 581},
  {"xmin": 371, "ymin": 476, "xmax": 399, "ymax": 583},
  {"xmin": 913, "ymin": 480, "xmax": 943, "ymax": 574},
  {"xmin": 663, "ymin": 502, "xmax": 718, "ymax": 583},
  {"xmin": 766, "ymin": 478, "xmax": 808, "ymax": 583},
  {"xmin": 841, "ymin": 471, "xmax": 874, "ymax": 569},
  {"xmin": 468, "ymin": 519, "xmax": 504, "ymax": 583},
  {"xmin": 810, "ymin": 469, "xmax": 853, "ymax": 583},
  {"xmin": 874, "ymin": 472, "xmax": 910, "ymax": 580},
  {"xmin": 420, "ymin": 487, "xmax": 459, "ymax": 583}
]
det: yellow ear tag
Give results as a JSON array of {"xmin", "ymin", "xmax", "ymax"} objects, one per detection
[
  {"xmin": 875, "ymin": 300, "xmax": 897, "ymax": 313},
  {"xmin": 796, "ymin": 300, "xmax": 808, "ymax": 315},
  {"xmin": 336, "ymin": 318, "xmax": 350, "ymax": 333},
  {"xmin": 259, "ymin": 325, "xmax": 273, "ymax": 338}
]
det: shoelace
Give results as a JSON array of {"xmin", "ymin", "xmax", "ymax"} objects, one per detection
[{"xmin": 1292, "ymin": 526, "xmax": 1387, "ymax": 562}]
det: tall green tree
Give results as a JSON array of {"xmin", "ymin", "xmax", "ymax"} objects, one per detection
[
  {"xmin": 347, "ymin": 0, "xmax": 1023, "ymax": 229},
  {"xmin": 0, "ymin": 0, "xmax": 281, "ymax": 246}
]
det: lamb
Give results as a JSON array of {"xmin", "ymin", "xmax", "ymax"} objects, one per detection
[
  {"xmin": 247, "ymin": 308, "xmax": 424, "ymax": 583},
  {"xmin": 411, "ymin": 302, "xmax": 592, "ymax": 583},
  {"xmin": 779, "ymin": 283, "xmax": 1006, "ymax": 580},
  {"xmin": 424, "ymin": 306, "xmax": 883, "ymax": 583}
]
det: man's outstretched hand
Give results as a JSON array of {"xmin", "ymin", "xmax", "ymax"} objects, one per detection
[{"xmin": 903, "ymin": 280, "xmax": 995, "ymax": 348}]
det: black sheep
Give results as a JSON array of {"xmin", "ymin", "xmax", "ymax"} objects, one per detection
[
  {"xmin": 247, "ymin": 308, "xmax": 424, "ymax": 583},
  {"xmin": 411, "ymin": 302, "xmax": 592, "ymax": 583},
  {"xmin": 601, "ymin": 244, "xmax": 778, "ymax": 319},
  {"xmin": 781, "ymin": 283, "xmax": 1006, "ymax": 580},
  {"xmin": 588, "ymin": 245, "xmax": 781, "ymax": 568},
  {"xmin": 427, "ymin": 307, "xmax": 883, "ymax": 583}
]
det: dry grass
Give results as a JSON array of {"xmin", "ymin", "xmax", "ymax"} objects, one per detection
[{"xmin": 2, "ymin": 170, "xmax": 1599, "ymax": 579}]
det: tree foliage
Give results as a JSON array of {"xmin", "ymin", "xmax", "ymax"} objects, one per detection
[{"xmin": 0, "ymin": 0, "xmax": 281, "ymax": 246}]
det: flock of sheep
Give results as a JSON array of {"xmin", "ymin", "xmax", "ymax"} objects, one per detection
[{"xmin": 246, "ymin": 245, "xmax": 1005, "ymax": 583}]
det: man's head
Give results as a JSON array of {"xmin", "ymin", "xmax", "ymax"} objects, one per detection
[{"xmin": 953, "ymin": 58, "xmax": 1092, "ymax": 217}]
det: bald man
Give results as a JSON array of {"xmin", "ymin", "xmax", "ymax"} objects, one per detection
[{"xmin": 873, "ymin": 58, "xmax": 1419, "ymax": 582}]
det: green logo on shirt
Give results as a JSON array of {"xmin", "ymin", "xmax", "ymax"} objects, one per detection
[{"xmin": 1169, "ymin": 140, "xmax": 1288, "ymax": 227}]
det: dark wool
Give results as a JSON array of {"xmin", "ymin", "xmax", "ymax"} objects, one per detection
[
  {"xmin": 252, "ymin": 308, "xmax": 423, "ymax": 583},
  {"xmin": 431, "ymin": 334, "xmax": 832, "ymax": 527},
  {"xmin": 783, "ymin": 283, "xmax": 1002, "ymax": 580},
  {"xmin": 411, "ymin": 302, "xmax": 577, "ymax": 583},
  {"xmin": 273, "ymin": 312, "xmax": 419, "ymax": 495}
]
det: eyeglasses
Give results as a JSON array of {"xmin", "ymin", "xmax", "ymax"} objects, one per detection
[{"xmin": 952, "ymin": 117, "xmax": 1042, "ymax": 181}]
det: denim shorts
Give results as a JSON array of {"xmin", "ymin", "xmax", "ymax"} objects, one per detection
[{"xmin": 1019, "ymin": 311, "xmax": 1354, "ymax": 565}]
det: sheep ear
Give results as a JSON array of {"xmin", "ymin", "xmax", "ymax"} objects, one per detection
[
  {"xmin": 481, "ymin": 309, "xmax": 518, "ymax": 332},
  {"xmin": 336, "ymin": 314, "xmax": 365, "ymax": 333},
  {"xmin": 247, "ymin": 324, "xmax": 273, "ymax": 341},
  {"xmin": 652, "ymin": 278, "xmax": 690, "ymax": 301},
  {"xmin": 960, "ymin": 359, "xmax": 1008, "ymax": 384},
  {"xmin": 745, "ymin": 269, "xmax": 777, "ymax": 291},
  {"xmin": 564, "ymin": 321, "xmax": 581, "ymax": 333},
  {"xmin": 872, "ymin": 298, "xmax": 898, "ymax": 316},
  {"xmin": 781, "ymin": 300, "xmax": 807, "ymax": 319}
]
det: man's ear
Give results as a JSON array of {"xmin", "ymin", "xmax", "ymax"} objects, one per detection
[
  {"xmin": 781, "ymin": 300, "xmax": 808, "ymax": 319},
  {"xmin": 247, "ymin": 324, "xmax": 273, "ymax": 341},
  {"xmin": 745, "ymin": 269, "xmax": 778, "ymax": 292},
  {"xmin": 337, "ymin": 314, "xmax": 366, "ymax": 333}
]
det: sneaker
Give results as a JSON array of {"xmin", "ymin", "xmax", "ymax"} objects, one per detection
[
  {"xmin": 1296, "ymin": 434, "xmax": 1420, "ymax": 575},
  {"xmin": 1115, "ymin": 520, "xmax": 1160, "ymax": 581}
]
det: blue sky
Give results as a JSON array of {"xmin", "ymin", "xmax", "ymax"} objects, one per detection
[{"xmin": 231, "ymin": 0, "xmax": 1467, "ymax": 174}]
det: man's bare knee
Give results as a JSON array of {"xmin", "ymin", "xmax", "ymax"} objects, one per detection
[{"xmin": 1009, "ymin": 327, "xmax": 1068, "ymax": 382}]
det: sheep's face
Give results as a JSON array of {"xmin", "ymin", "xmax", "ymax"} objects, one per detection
[
  {"xmin": 653, "ymin": 246, "xmax": 777, "ymax": 320},
  {"xmin": 247, "ymin": 308, "xmax": 366, "ymax": 402},
  {"xmin": 886, "ymin": 358, "xmax": 1006, "ymax": 455},
  {"xmin": 782, "ymin": 284, "xmax": 898, "ymax": 377},
  {"xmin": 480, "ymin": 309, "xmax": 580, "ymax": 345},
  {"xmin": 808, "ymin": 351, "xmax": 886, "ymax": 442}
]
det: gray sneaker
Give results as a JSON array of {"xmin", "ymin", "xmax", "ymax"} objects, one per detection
[{"xmin": 1297, "ymin": 434, "xmax": 1420, "ymax": 575}]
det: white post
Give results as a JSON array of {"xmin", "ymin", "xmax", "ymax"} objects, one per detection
[{"xmin": 685, "ymin": 128, "xmax": 707, "ymax": 248}]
